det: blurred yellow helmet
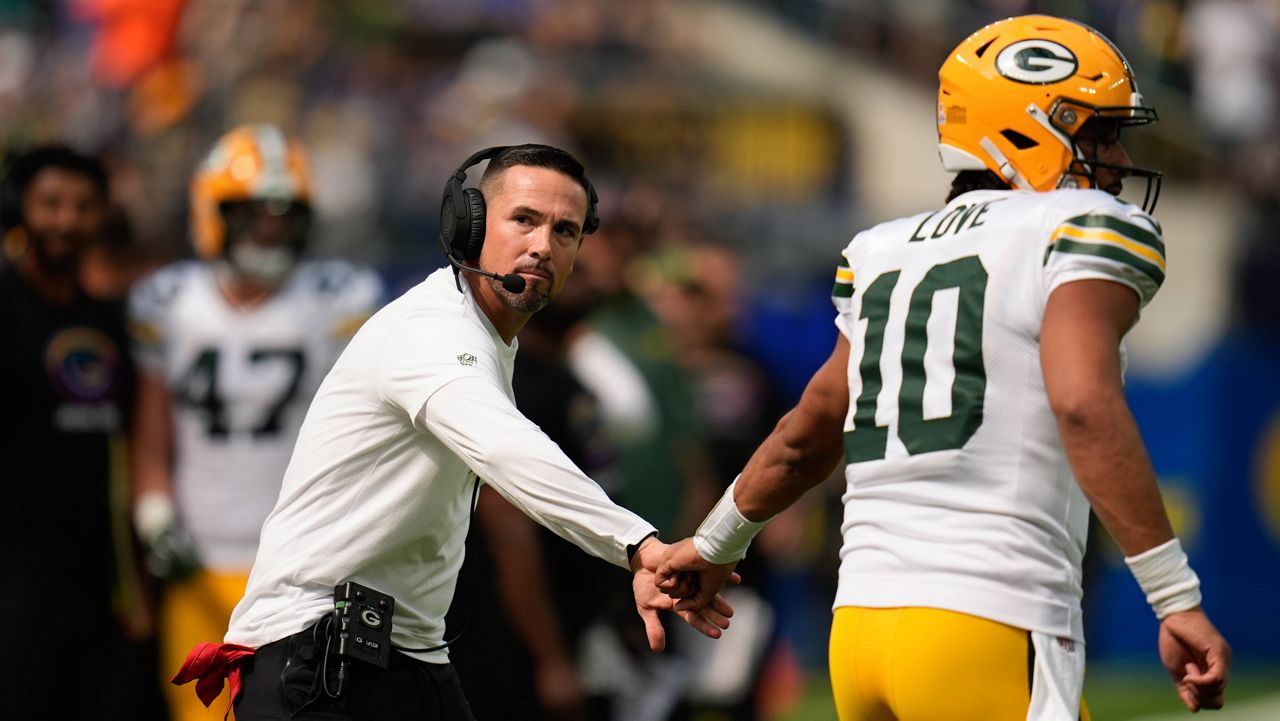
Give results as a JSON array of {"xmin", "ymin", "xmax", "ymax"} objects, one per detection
[
  {"xmin": 190, "ymin": 124, "xmax": 312, "ymax": 259},
  {"xmin": 937, "ymin": 15, "xmax": 1160, "ymax": 208}
]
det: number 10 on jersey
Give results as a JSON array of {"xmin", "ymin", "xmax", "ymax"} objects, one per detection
[{"xmin": 844, "ymin": 255, "xmax": 989, "ymax": 463}]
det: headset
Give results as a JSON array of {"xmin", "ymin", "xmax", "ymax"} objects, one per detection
[{"xmin": 438, "ymin": 145, "xmax": 599, "ymax": 293}]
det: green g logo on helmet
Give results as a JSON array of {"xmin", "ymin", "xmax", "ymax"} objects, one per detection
[{"xmin": 995, "ymin": 39, "xmax": 1078, "ymax": 85}]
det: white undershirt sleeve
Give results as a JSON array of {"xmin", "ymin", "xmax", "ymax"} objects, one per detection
[{"xmin": 419, "ymin": 376, "xmax": 656, "ymax": 569}]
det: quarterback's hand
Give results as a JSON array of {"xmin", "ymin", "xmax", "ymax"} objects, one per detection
[
  {"xmin": 1159, "ymin": 608, "xmax": 1231, "ymax": 712},
  {"xmin": 655, "ymin": 537, "xmax": 741, "ymax": 613},
  {"xmin": 632, "ymin": 540, "xmax": 734, "ymax": 652}
]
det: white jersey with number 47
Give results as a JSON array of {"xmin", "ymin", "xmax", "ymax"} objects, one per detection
[
  {"xmin": 830, "ymin": 188, "xmax": 1165, "ymax": 643},
  {"xmin": 128, "ymin": 259, "xmax": 384, "ymax": 571}
]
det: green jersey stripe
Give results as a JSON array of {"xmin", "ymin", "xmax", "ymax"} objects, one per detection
[
  {"xmin": 1050, "ymin": 238, "xmax": 1166, "ymax": 287},
  {"xmin": 1060, "ymin": 213, "xmax": 1164, "ymax": 256}
]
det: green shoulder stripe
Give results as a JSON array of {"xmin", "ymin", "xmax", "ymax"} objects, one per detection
[
  {"xmin": 1061, "ymin": 213, "xmax": 1165, "ymax": 255},
  {"xmin": 1051, "ymin": 238, "xmax": 1166, "ymax": 287},
  {"xmin": 833, "ymin": 255, "xmax": 853, "ymax": 297}
]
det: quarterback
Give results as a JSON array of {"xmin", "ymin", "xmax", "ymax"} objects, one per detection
[
  {"xmin": 660, "ymin": 15, "xmax": 1231, "ymax": 720},
  {"xmin": 127, "ymin": 125, "xmax": 384, "ymax": 720}
]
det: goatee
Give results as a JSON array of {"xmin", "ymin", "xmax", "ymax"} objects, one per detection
[{"xmin": 493, "ymin": 277, "xmax": 551, "ymax": 314}]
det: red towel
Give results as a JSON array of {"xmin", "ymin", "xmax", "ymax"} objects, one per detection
[{"xmin": 171, "ymin": 641, "xmax": 256, "ymax": 708}]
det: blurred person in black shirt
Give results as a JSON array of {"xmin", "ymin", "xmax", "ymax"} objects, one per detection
[{"xmin": 0, "ymin": 145, "xmax": 139, "ymax": 718}]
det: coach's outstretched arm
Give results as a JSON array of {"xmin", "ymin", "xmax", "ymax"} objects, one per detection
[
  {"xmin": 421, "ymin": 374, "xmax": 735, "ymax": 650},
  {"xmin": 1042, "ymin": 279, "xmax": 1231, "ymax": 712},
  {"xmin": 657, "ymin": 335, "xmax": 851, "ymax": 609}
]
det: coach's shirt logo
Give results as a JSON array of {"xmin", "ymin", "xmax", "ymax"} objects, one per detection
[
  {"xmin": 995, "ymin": 39, "xmax": 1078, "ymax": 84},
  {"xmin": 457, "ymin": 353, "xmax": 477, "ymax": 366}
]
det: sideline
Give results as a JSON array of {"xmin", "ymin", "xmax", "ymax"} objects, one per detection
[{"xmin": 1133, "ymin": 693, "xmax": 1280, "ymax": 721}]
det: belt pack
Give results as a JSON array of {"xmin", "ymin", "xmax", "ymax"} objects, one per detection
[{"xmin": 332, "ymin": 581, "xmax": 395, "ymax": 669}]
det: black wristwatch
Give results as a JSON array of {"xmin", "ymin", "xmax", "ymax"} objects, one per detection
[{"xmin": 626, "ymin": 531, "xmax": 659, "ymax": 567}]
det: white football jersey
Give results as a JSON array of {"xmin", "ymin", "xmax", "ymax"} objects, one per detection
[
  {"xmin": 128, "ymin": 259, "xmax": 383, "ymax": 570},
  {"xmin": 830, "ymin": 188, "xmax": 1165, "ymax": 642}
]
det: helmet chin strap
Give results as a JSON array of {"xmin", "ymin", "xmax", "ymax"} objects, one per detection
[{"xmin": 978, "ymin": 137, "xmax": 1033, "ymax": 190}]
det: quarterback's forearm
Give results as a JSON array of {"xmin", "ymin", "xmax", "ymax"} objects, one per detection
[
  {"xmin": 1057, "ymin": 392, "xmax": 1174, "ymax": 556},
  {"xmin": 735, "ymin": 336, "xmax": 850, "ymax": 521},
  {"xmin": 1042, "ymin": 280, "xmax": 1173, "ymax": 557},
  {"xmin": 735, "ymin": 409, "xmax": 843, "ymax": 521}
]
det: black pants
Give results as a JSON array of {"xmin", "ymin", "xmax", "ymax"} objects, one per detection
[{"xmin": 234, "ymin": 624, "xmax": 475, "ymax": 720}]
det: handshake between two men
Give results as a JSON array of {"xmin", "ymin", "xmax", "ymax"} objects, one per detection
[{"xmin": 628, "ymin": 534, "xmax": 744, "ymax": 653}]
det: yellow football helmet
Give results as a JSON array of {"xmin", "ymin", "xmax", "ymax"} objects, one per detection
[
  {"xmin": 937, "ymin": 15, "xmax": 1161, "ymax": 210},
  {"xmin": 190, "ymin": 124, "xmax": 312, "ymax": 260}
]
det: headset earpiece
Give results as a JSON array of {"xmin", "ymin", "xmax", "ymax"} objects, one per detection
[
  {"xmin": 440, "ymin": 147, "xmax": 505, "ymax": 263},
  {"xmin": 455, "ymin": 187, "xmax": 486, "ymax": 260},
  {"xmin": 438, "ymin": 144, "xmax": 599, "ymax": 266}
]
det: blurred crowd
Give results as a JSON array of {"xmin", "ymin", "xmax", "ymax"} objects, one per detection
[
  {"xmin": 0, "ymin": 0, "xmax": 855, "ymax": 280},
  {"xmin": 1, "ymin": 0, "xmax": 1277, "ymax": 719}
]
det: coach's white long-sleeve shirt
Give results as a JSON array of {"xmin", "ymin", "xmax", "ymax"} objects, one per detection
[{"xmin": 225, "ymin": 268, "xmax": 656, "ymax": 663}]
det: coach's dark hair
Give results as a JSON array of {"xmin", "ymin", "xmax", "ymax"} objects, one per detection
[
  {"xmin": 945, "ymin": 170, "xmax": 1010, "ymax": 203},
  {"xmin": 1, "ymin": 144, "xmax": 109, "ymax": 233},
  {"xmin": 478, "ymin": 144, "xmax": 593, "ymax": 210}
]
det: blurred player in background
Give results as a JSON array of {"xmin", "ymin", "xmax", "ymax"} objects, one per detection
[
  {"xmin": 660, "ymin": 15, "xmax": 1231, "ymax": 720},
  {"xmin": 127, "ymin": 124, "xmax": 384, "ymax": 720},
  {"xmin": 0, "ymin": 145, "xmax": 138, "ymax": 718}
]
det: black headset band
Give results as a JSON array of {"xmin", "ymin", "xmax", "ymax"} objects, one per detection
[
  {"xmin": 446, "ymin": 145, "xmax": 599, "ymax": 234},
  {"xmin": 448, "ymin": 146, "xmax": 507, "ymax": 222}
]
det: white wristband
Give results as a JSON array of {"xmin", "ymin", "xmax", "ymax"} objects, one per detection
[
  {"xmin": 693, "ymin": 479, "xmax": 770, "ymax": 565},
  {"xmin": 1124, "ymin": 537, "xmax": 1202, "ymax": 619}
]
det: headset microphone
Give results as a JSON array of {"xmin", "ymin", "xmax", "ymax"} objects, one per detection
[{"xmin": 444, "ymin": 253, "xmax": 527, "ymax": 294}]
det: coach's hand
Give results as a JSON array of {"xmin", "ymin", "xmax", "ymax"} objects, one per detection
[
  {"xmin": 655, "ymin": 537, "xmax": 740, "ymax": 614},
  {"xmin": 631, "ymin": 539, "xmax": 734, "ymax": 651},
  {"xmin": 1159, "ymin": 608, "xmax": 1231, "ymax": 712}
]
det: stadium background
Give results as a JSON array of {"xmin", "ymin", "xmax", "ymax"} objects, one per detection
[{"xmin": 3, "ymin": 0, "xmax": 1277, "ymax": 718}]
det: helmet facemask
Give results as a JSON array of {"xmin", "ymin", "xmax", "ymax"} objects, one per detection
[
  {"xmin": 1049, "ymin": 98, "xmax": 1163, "ymax": 213},
  {"xmin": 218, "ymin": 198, "xmax": 312, "ymax": 286}
]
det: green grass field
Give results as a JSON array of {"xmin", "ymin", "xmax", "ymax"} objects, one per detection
[{"xmin": 774, "ymin": 662, "xmax": 1280, "ymax": 720}]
